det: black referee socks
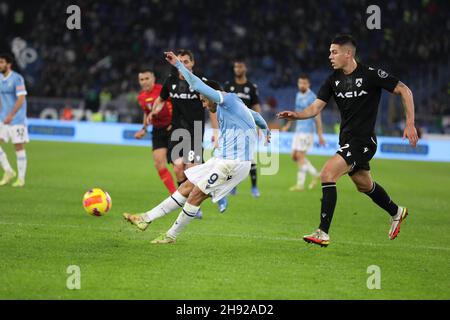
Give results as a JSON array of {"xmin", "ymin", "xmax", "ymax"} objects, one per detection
[
  {"xmin": 319, "ymin": 182, "xmax": 337, "ymax": 234},
  {"xmin": 364, "ymin": 182, "xmax": 398, "ymax": 217}
]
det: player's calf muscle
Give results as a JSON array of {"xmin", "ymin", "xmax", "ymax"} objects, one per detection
[{"xmin": 354, "ymin": 182, "xmax": 372, "ymax": 193}]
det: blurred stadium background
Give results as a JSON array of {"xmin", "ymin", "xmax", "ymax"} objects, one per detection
[{"xmin": 0, "ymin": 0, "xmax": 448, "ymax": 135}]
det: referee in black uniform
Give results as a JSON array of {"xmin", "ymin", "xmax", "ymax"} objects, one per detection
[
  {"xmin": 224, "ymin": 58, "xmax": 262, "ymax": 198},
  {"xmin": 278, "ymin": 35, "xmax": 418, "ymax": 247}
]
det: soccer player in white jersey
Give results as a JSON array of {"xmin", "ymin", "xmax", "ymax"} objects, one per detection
[
  {"xmin": 124, "ymin": 51, "xmax": 270, "ymax": 244},
  {"xmin": 0, "ymin": 53, "xmax": 28, "ymax": 187},
  {"xmin": 282, "ymin": 74, "xmax": 326, "ymax": 191}
]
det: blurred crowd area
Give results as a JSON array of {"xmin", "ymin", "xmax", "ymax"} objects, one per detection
[{"xmin": 0, "ymin": 0, "xmax": 449, "ymax": 134}]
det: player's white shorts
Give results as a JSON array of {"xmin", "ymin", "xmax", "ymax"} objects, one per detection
[
  {"xmin": 185, "ymin": 157, "xmax": 251, "ymax": 203},
  {"xmin": 292, "ymin": 133, "xmax": 314, "ymax": 152},
  {"xmin": 0, "ymin": 123, "xmax": 29, "ymax": 144}
]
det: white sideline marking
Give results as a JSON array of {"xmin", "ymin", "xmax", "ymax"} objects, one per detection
[{"xmin": 1, "ymin": 220, "xmax": 449, "ymax": 252}]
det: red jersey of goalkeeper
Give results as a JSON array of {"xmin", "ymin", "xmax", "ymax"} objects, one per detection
[{"xmin": 137, "ymin": 83, "xmax": 172, "ymax": 128}]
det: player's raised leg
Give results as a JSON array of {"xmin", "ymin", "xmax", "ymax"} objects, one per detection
[
  {"xmin": 153, "ymin": 185, "xmax": 209, "ymax": 244},
  {"xmin": 351, "ymin": 170, "xmax": 408, "ymax": 240},
  {"xmin": 303, "ymin": 154, "xmax": 349, "ymax": 246},
  {"xmin": 123, "ymin": 180, "xmax": 193, "ymax": 231}
]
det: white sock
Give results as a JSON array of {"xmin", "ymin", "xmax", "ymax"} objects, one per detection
[
  {"xmin": 0, "ymin": 146, "xmax": 13, "ymax": 172},
  {"xmin": 297, "ymin": 165, "xmax": 307, "ymax": 187},
  {"xmin": 305, "ymin": 159, "xmax": 319, "ymax": 176},
  {"xmin": 16, "ymin": 150, "xmax": 27, "ymax": 180},
  {"xmin": 143, "ymin": 190, "xmax": 187, "ymax": 223},
  {"xmin": 167, "ymin": 202, "xmax": 199, "ymax": 239}
]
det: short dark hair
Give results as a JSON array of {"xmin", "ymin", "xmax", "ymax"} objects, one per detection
[
  {"xmin": 177, "ymin": 49, "xmax": 194, "ymax": 61},
  {"xmin": 0, "ymin": 53, "xmax": 14, "ymax": 64},
  {"xmin": 233, "ymin": 57, "xmax": 247, "ymax": 65},
  {"xmin": 205, "ymin": 80, "xmax": 222, "ymax": 91},
  {"xmin": 139, "ymin": 69, "xmax": 154, "ymax": 75},
  {"xmin": 298, "ymin": 73, "xmax": 310, "ymax": 81},
  {"xmin": 331, "ymin": 34, "xmax": 357, "ymax": 48}
]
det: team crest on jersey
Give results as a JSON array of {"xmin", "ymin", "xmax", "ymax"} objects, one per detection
[
  {"xmin": 335, "ymin": 81, "xmax": 340, "ymax": 87},
  {"xmin": 172, "ymin": 84, "xmax": 177, "ymax": 90},
  {"xmin": 355, "ymin": 78, "xmax": 363, "ymax": 87},
  {"xmin": 244, "ymin": 87, "xmax": 250, "ymax": 93},
  {"xmin": 377, "ymin": 69, "xmax": 388, "ymax": 78}
]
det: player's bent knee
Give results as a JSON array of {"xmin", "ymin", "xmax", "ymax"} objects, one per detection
[
  {"xmin": 179, "ymin": 180, "xmax": 194, "ymax": 196},
  {"xmin": 320, "ymin": 170, "xmax": 336, "ymax": 183},
  {"xmin": 187, "ymin": 186, "xmax": 208, "ymax": 206},
  {"xmin": 173, "ymin": 163, "xmax": 184, "ymax": 176}
]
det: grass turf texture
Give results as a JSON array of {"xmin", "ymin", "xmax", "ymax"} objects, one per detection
[{"xmin": 0, "ymin": 140, "xmax": 449, "ymax": 299}]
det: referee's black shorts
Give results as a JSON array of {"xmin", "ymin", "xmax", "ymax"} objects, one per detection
[{"xmin": 336, "ymin": 134, "xmax": 377, "ymax": 176}]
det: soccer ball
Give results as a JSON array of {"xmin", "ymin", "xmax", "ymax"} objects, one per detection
[{"xmin": 82, "ymin": 188, "xmax": 112, "ymax": 216}]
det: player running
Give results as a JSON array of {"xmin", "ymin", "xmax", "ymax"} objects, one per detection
[
  {"xmin": 0, "ymin": 53, "xmax": 28, "ymax": 187},
  {"xmin": 281, "ymin": 74, "xmax": 326, "ymax": 191},
  {"xmin": 277, "ymin": 35, "xmax": 418, "ymax": 247},
  {"xmin": 135, "ymin": 70, "xmax": 177, "ymax": 194},
  {"xmin": 224, "ymin": 58, "xmax": 262, "ymax": 198},
  {"xmin": 123, "ymin": 51, "xmax": 270, "ymax": 244}
]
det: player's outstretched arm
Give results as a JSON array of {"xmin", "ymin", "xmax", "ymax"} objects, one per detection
[
  {"xmin": 277, "ymin": 99, "xmax": 327, "ymax": 121},
  {"xmin": 393, "ymin": 81, "xmax": 419, "ymax": 147},
  {"xmin": 147, "ymin": 96, "xmax": 165, "ymax": 125},
  {"xmin": 314, "ymin": 113, "xmax": 326, "ymax": 145},
  {"xmin": 249, "ymin": 109, "xmax": 271, "ymax": 144},
  {"xmin": 165, "ymin": 51, "xmax": 222, "ymax": 104}
]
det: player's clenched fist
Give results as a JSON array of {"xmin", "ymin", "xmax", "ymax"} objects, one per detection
[{"xmin": 164, "ymin": 51, "xmax": 178, "ymax": 65}]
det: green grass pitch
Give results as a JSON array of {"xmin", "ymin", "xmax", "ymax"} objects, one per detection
[{"xmin": 0, "ymin": 140, "xmax": 449, "ymax": 299}]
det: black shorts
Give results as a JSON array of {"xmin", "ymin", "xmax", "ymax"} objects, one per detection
[
  {"xmin": 152, "ymin": 126, "xmax": 172, "ymax": 163},
  {"xmin": 152, "ymin": 126, "xmax": 172, "ymax": 150},
  {"xmin": 336, "ymin": 135, "xmax": 377, "ymax": 176},
  {"xmin": 168, "ymin": 126, "xmax": 204, "ymax": 164}
]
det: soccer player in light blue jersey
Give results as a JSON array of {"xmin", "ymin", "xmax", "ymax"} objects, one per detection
[
  {"xmin": 124, "ymin": 51, "xmax": 270, "ymax": 244},
  {"xmin": 282, "ymin": 74, "xmax": 325, "ymax": 191},
  {"xmin": 0, "ymin": 53, "xmax": 28, "ymax": 187}
]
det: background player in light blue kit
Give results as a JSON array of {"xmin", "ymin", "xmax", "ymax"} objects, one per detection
[
  {"xmin": 0, "ymin": 53, "xmax": 29, "ymax": 187},
  {"xmin": 124, "ymin": 51, "xmax": 270, "ymax": 244},
  {"xmin": 282, "ymin": 74, "xmax": 325, "ymax": 191}
]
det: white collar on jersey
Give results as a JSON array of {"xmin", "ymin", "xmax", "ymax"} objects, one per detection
[{"xmin": 1, "ymin": 70, "xmax": 13, "ymax": 81}]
